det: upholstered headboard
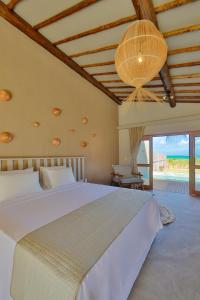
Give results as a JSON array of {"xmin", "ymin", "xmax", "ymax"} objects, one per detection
[{"xmin": 0, "ymin": 156, "xmax": 85, "ymax": 181}]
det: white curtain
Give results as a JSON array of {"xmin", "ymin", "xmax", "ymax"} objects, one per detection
[{"xmin": 129, "ymin": 126, "xmax": 145, "ymax": 174}]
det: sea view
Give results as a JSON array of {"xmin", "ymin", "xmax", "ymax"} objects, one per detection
[
  {"xmin": 153, "ymin": 136, "xmax": 190, "ymax": 182},
  {"xmin": 167, "ymin": 155, "xmax": 189, "ymax": 159},
  {"xmin": 139, "ymin": 135, "xmax": 200, "ymax": 184}
]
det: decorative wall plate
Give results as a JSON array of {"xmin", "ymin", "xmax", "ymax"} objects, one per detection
[
  {"xmin": 80, "ymin": 140, "xmax": 88, "ymax": 148},
  {"xmin": 52, "ymin": 137, "xmax": 61, "ymax": 146},
  {"xmin": 52, "ymin": 107, "xmax": 62, "ymax": 116},
  {"xmin": 81, "ymin": 116, "xmax": 88, "ymax": 125},
  {"xmin": 0, "ymin": 132, "xmax": 13, "ymax": 143},
  {"xmin": 69, "ymin": 128, "xmax": 76, "ymax": 133},
  {"xmin": 0, "ymin": 90, "xmax": 12, "ymax": 102},
  {"xmin": 33, "ymin": 122, "xmax": 40, "ymax": 127}
]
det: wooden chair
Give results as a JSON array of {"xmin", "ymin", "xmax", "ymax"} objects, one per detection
[{"xmin": 111, "ymin": 165, "xmax": 144, "ymax": 190}]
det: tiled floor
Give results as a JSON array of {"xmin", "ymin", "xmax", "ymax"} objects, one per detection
[
  {"xmin": 128, "ymin": 190, "xmax": 200, "ymax": 300},
  {"xmin": 154, "ymin": 179, "xmax": 189, "ymax": 194}
]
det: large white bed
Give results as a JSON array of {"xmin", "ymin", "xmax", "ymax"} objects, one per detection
[{"xmin": 0, "ymin": 157, "xmax": 162, "ymax": 300}]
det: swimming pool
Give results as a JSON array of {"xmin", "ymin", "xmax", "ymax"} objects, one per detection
[{"xmin": 153, "ymin": 171, "xmax": 190, "ymax": 182}]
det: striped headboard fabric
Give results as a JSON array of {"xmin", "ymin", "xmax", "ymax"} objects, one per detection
[{"xmin": 0, "ymin": 156, "xmax": 85, "ymax": 181}]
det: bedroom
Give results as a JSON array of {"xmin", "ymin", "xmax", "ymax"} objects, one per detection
[{"xmin": 0, "ymin": 0, "xmax": 200, "ymax": 300}]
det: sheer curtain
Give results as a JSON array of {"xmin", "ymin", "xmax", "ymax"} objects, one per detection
[{"xmin": 129, "ymin": 126, "xmax": 145, "ymax": 174}]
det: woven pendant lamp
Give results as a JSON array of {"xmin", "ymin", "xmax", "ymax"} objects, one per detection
[{"xmin": 115, "ymin": 20, "xmax": 168, "ymax": 102}]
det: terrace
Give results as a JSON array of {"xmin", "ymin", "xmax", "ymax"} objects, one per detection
[
  {"xmin": 154, "ymin": 179, "xmax": 189, "ymax": 194},
  {"xmin": 153, "ymin": 135, "xmax": 190, "ymax": 194}
]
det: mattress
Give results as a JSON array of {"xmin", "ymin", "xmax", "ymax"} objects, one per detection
[{"xmin": 0, "ymin": 182, "xmax": 162, "ymax": 300}]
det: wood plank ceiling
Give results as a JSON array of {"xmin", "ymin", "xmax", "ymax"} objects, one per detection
[{"xmin": 0, "ymin": 0, "xmax": 200, "ymax": 106}]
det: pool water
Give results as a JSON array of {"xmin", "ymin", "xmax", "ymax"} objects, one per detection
[
  {"xmin": 142, "ymin": 171, "xmax": 200, "ymax": 183},
  {"xmin": 153, "ymin": 171, "xmax": 190, "ymax": 182}
]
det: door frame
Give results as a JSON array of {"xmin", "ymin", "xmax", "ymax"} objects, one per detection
[
  {"xmin": 137, "ymin": 136, "xmax": 153, "ymax": 190},
  {"xmin": 144, "ymin": 130, "xmax": 200, "ymax": 195},
  {"xmin": 189, "ymin": 132, "xmax": 200, "ymax": 196}
]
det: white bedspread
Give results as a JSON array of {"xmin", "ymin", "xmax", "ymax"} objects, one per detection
[{"xmin": 0, "ymin": 182, "xmax": 162, "ymax": 300}]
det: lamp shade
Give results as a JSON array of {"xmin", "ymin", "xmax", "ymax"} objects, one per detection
[{"xmin": 115, "ymin": 20, "xmax": 167, "ymax": 102}]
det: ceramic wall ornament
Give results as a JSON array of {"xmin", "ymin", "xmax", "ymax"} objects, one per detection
[
  {"xmin": 69, "ymin": 128, "xmax": 76, "ymax": 134},
  {"xmin": 52, "ymin": 137, "xmax": 61, "ymax": 146},
  {"xmin": 0, "ymin": 90, "xmax": 12, "ymax": 102},
  {"xmin": 33, "ymin": 122, "xmax": 40, "ymax": 128},
  {"xmin": 81, "ymin": 116, "xmax": 88, "ymax": 125},
  {"xmin": 0, "ymin": 132, "xmax": 13, "ymax": 143},
  {"xmin": 80, "ymin": 140, "xmax": 88, "ymax": 148},
  {"xmin": 52, "ymin": 107, "xmax": 62, "ymax": 116}
]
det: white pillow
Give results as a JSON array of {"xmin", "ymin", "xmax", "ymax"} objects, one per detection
[
  {"xmin": 0, "ymin": 167, "xmax": 33, "ymax": 175},
  {"xmin": 0, "ymin": 172, "xmax": 42, "ymax": 203},
  {"xmin": 40, "ymin": 166, "xmax": 66, "ymax": 189},
  {"xmin": 42, "ymin": 167, "xmax": 76, "ymax": 189}
]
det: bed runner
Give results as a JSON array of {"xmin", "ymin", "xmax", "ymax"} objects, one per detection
[{"xmin": 11, "ymin": 188, "xmax": 148, "ymax": 300}]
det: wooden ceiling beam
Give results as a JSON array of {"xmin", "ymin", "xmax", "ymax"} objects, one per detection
[
  {"xmin": 70, "ymin": 44, "xmax": 118, "ymax": 58},
  {"xmin": 169, "ymin": 45, "xmax": 200, "ymax": 56},
  {"xmin": 71, "ymin": 43, "xmax": 200, "ymax": 59},
  {"xmin": 54, "ymin": 0, "xmax": 193, "ymax": 45},
  {"xmin": 176, "ymin": 100, "xmax": 200, "ymax": 103},
  {"xmin": 108, "ymin": 83, "xmax": 200, "ymax": 89},
  {"xmin": 119, "ymin": 99, "xmax": 200, "ymax": 103},
  {"xmin": 83, "ymin": 60, "xmax": 200, "ymax": 69},
  {"xmin": 108, "ymin": 85, "xmax": 163, "ymax": 89},
  {"xmin": 169, "ymin": 61, "xmax": 200, "ymax": 69},
  {"xmin": 96, "ymin": 72, "xmax": 200, "ymax": 80},
  {"xmin": 115, "ymin": 90, "xmax": 200, "ymax": 95},
  {"xmin": 33, "ymin": 0, "xmax": 100, "ymax": 30},
  {"xmin": 173, "ymin": 82, "xmax": 200, "ymax": 87},
  {"xmin": 92, "ymin": 71, "xmax": 162, "ymax": 79},
  {"xmin": 164, "ymin": 23, "xmax": 200, "ymax": 38},
  {"xmin": 174, "ymin": 90, "xmax": 200, "ymax": 93},
  {"xmin": 100, "ymin": 79, "xmax": 125, "ymax": 83},
  {"xmin": 96, "ymin": 73, "xmax": 200, "ymax": 81},
  {"xmin": 119, "ymin": 96, "xmax": 200, "ymax": 103},
  {"xmin": 7, "ymin": 0, "xmax": 21, "ymax": 10},
  {"xmin": 54, "ymin": 15, "xmax": 137, "ymax": 45},
  {"xmin": 176, "ymin": 96, "xmax": 200, "ymax": 99},
  {"xmin": 81, "ymin": 60, "xmax": 114, "ymax": 68},
  {"xmin": 99, "ymin": 77, "xmax": 161, "ymax": 83},
  {"xmin": 115, "ymin": 91, "xmax": 165, "ymax": 94},
  {"xmin": 119, "ymin": 96, "xmax": 200, "ymax": 99},
  {"xmin": 92, "ymin": 71, "xmax": 117, "ymax": 76},
  {"xmin": 155, "ymin": 0, "xmax": 194, "ymax": 13},
  {"xmin": 171, "ymin": 73, "xmax": 200, "ymax": 79},
  {"xmin": 0, "ymin": 1, "xmax": 121, "ymax": 105}
]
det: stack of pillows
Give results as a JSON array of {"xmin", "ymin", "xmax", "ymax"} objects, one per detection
[{"xmin": 0, "ymin": 166, "xmax": 76, "ymax": 203}]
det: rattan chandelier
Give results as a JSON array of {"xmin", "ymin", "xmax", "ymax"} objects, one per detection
[{"xmin": 115, "ymin": 19, "xmax": 168, "ymax": 103}]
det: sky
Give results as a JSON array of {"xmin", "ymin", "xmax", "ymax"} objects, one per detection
[{"xmin": 153, "ymin": 135, "xmax": 200, "ymax": 157}]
